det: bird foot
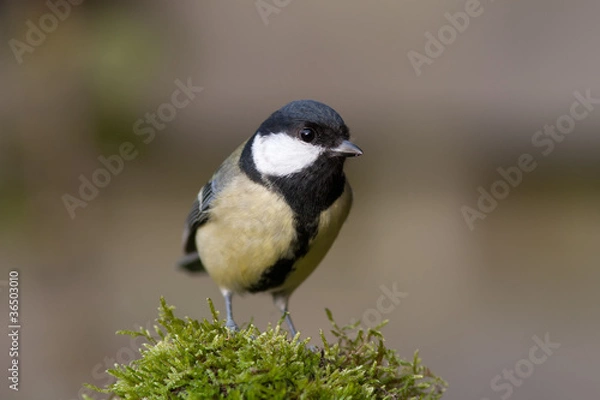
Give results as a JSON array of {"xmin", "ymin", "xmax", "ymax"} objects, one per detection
[{"xmin": 225, "ymin": 320, "xmax": 239, "ymax": 332}]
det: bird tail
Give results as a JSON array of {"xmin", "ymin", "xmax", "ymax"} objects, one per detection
[{"xmin": 176, "ymin": 253, "xmax": 206, "ymax": 273}]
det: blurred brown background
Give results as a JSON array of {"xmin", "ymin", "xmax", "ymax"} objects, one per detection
[{"xmin": 1, "ymin": 1, "xmax": 599, "ymax": 399}]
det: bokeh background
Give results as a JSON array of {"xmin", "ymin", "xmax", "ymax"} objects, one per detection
[{"xmin": 1, "ymin": 1, "xmax": 599, "ymax": 399}]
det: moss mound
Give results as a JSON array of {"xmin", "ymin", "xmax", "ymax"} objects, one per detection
[{"xmin": 85, "ymin": 298, "xmax": 446, "ymax": 399}]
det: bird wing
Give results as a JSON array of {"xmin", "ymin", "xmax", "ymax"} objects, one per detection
[
  {"xmin": 177, "ymin": 181, "xmax": 214, "ymax": 272},
  {"xmin": 177, "ymin": 141, "xmax": 249, "ymax": 273}
]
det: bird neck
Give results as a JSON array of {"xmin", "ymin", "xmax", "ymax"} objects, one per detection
[{"xmin": 270, "ymin": 156, "xmax": 346, "ymax": 219}]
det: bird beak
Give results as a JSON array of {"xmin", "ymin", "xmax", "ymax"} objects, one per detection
[{"xmin": 330, "ymin": 140, "xmax": 363, "ymax": 157}]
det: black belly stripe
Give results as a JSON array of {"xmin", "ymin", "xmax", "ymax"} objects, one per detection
[
  {"xmin": 246, "ymin": 216, "xmax": 320, "ymax": 293},
  {"xmin": 247, "ymin": 258, "xmax": 296, "ymax": 293}
]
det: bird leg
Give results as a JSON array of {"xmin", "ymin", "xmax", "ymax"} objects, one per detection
[
  {"xmin": 222, "ymin": 289, "xmax": 239, "ymax": 331},
  {"xmin": 273, "ymin": 293, "xmax": 298, "ymax": 337}
]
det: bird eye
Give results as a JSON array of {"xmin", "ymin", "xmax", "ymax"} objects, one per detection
[{"xmin": 299, "ymin": 128, "xmax": 315, "ymax": 143}]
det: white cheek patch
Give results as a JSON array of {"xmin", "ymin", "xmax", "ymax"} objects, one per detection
[{"xmin": 252, "ymin": 133, "xmax": 324, "ymax": 176}]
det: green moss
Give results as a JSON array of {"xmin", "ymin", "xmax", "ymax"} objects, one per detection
[{"xmin": 85, "ymin": 298, "xmax": 446, "ymax": 399}]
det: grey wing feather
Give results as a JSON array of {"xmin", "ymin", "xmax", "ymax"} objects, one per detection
[{"xmin": 177, "ymin": 181, "xmax": 216, "ymax": 272}]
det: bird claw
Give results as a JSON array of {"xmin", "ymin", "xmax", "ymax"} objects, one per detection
[
  {"xmin": 225, "ymin": 320, "xmax": 239, "ymax": 332},
  {"xmin": 306, "ymin": 344, "xmax": 319, "ymax": 353}
]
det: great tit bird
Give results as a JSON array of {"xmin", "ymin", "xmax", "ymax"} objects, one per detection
[{"xmin": 178, "ymin": 100, "xmax": 362, "ymax": 336}]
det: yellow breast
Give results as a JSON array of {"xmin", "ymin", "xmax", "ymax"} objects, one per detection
[
  {"xmin": 196, "ymin": 176, "xmax": 296, "ymax": 293},
  {"xmin": 196, "ymin": 176, "xmax": 353, "ymax": 295}
]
